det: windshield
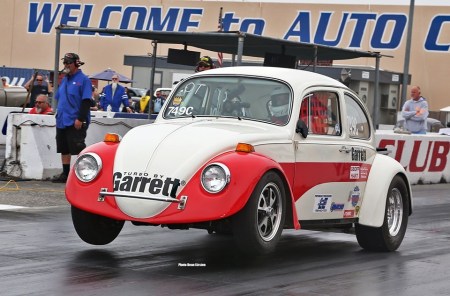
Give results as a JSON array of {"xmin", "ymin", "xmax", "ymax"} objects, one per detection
[{"xmin": 163, "ymin": 76, "xmax": 292, "ymax": 125}]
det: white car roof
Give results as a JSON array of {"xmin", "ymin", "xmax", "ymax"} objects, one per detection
[{"xmin": 193, "ymin": 66, "xmax": 347, "ymax": 90}]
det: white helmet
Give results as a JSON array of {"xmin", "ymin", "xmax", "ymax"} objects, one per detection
[{"xmin": 269, "ymin": 88, "xmax": 290, "ymax": 118}]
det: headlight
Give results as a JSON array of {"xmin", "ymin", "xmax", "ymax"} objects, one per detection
[
  {"xmin": 74, "ymin": 153, "xmax": 102, "ymax": 182},
  {"xmin": 201, "ymin": 163, "xmax": 230, "ymax": 193}
]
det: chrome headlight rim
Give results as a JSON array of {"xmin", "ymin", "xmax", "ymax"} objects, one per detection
[
  {"xmin": 74, "ymin": 152, "xmax": 102, "ymax": 183},
  {"xmin": 201, "ymin": 162, "xmax": 231, "ymax": 194}
]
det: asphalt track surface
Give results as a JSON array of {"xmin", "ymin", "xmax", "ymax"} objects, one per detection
[{"xmin": 1, "ymin": 181, "xmax": 450, "ymax": 296}]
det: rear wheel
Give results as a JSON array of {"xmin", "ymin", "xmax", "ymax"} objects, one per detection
[
  {"xmin": 71, "ymin": 206, "xmax": 125, "ymax": 245},
  {"xmin": 355, "ymin": 176, "xmax": 409, "ymax": 251},
  {"xmin": 232, "ymin": 171, "xmax": 286, "ymax": 255}
]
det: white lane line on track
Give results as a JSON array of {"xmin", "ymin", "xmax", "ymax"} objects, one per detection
[{"xmin": 0, "ymin": 204, "xmax": 27, "ymax": 210}]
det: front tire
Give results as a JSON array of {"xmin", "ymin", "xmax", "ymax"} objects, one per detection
[
  {"xmin": 355, "ymin": 175, "xmax": 409, "ymax": 251},
  {"xmin": 71, "ymin": 206, "xmax": 125, "ymax": 245},
  {"xmin": 232, "ymin": 171, "xmax": 286, "ymax": 255}
]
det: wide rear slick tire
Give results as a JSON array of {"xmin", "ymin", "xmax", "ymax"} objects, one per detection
[
  {"xmin": 355, "ymin": 175, "xmax": 409, "ymax": 252},
  {"xmin": 71, "ymin": 206, "xmax": 125, "ymax": 245},
  {"xmin": 232, "ymin": 171, "xmax": 286, "ymax": 255}
]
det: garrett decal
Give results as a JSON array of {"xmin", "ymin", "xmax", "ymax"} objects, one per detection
[
  {"xmin": 348, "ymin": 186, "xmax": 360, "ymax": 207},
  {"xmin": 314, "ymin": 194, "xmax": 332, "ymax": 213},
  {"xmin": 113, "ymin": 172, "xmax": 182, "ymax": 198},
  {"xmin": 351, "ymin": 147, "xmax": 367, "ymax": 161}
]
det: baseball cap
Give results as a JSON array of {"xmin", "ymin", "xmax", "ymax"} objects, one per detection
[
  {"xmin": 62, "ymin": 52, "xmax": 85, "ymax": 66},
  {"xmin": 197, "ymin": 56, "xmax": 213, "ymax": 67}
]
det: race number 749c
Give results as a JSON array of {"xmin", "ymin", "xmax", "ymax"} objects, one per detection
[{"xmin": 167, "ymin": 106, "xmax": 194, "ymax": 116}]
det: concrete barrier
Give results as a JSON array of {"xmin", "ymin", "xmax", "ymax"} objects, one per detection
[
  {"xmin": 376, "ymin": 130, "xmax": 450, "ymax": 184},
  {"xmin": 3, "ymin": 112, "xmax": 151, "ymax": 180}
]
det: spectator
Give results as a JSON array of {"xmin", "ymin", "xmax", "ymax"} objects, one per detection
[
  {"xmin": 90, "ymin": 85, "xmax": 99, "ymax": 111},
  {"xmin": 28, "ymin": 94, "xmax": 53, "ymax": 114},
  {"xmin": 150, "ymin": 90, "xmax": 166, "ymax": 114},
  {"xmin": 195, "ymin": 56, "xmax": 215, "ymax": 72},
  {"xmin": 52, "ymin": 52, "xmax": 92, "ymax": 183},
  {"xmin": 122, "ymin": 86, "xmax": 136, "ymax": 112},
  {"xmin": 138, "ymin": 89, "xmax": 152, "ymax": 113},
  {"xmin": 99, "ymin": 74, "xmax": 131, "ymax": 113},
  {"xmin": 1, "ymin": 77, "xmax": 10, "ymax": 88},
  {"xmin": 401, "ymin": 85, "xmax": 429, "ymax": 134},
  {"xmin": 24, "ymin": 73, "xmax": 53, "ymax": 107}
]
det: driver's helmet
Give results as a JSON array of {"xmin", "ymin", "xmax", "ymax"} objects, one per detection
[{"xmin": 268, "ymin": 88, "xmax": 290, "ymax": 123}]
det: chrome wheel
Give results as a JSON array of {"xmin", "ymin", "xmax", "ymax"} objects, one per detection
[
  {"xmin": 387, "ymin": 188, "xmax": 403, "ymax": 237},
  {"xmin": 232, "ymin": 171, "xmax": 286, "ymax": 254},
  {"xmin": 257, "ymin": 182, "xmax": 283, "ymax": 242},
  {"xmin": 355, "ymin": 175, "xmax": 410, "ymax": 252}
]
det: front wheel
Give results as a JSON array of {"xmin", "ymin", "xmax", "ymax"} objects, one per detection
[
  {"xmin": 355, "ymin": 176, "xmax": 409, "ymax": 251},
  {"xmin": 71, "ymin": 206, "xmax": 125, "ymax": 245},
  {"xmin": 232, "ymin": 171, "xmax": 286, "ymax": 255}
]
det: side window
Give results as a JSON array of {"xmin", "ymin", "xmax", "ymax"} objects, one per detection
[
  {"xmin": 300, "ymin": 91, "xmax": 341, "ymax": 136},
  {"xmin": 344, "ymin": 93, "xmax": 370, "ymax": 139}
]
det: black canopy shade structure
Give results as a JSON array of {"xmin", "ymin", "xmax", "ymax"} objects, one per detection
[{"xmin": 53, "ymin": 25, "xmax": 384, "ymax": 124}]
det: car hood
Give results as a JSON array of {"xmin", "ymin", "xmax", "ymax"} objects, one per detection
[{"xmin": 112, "ymin": 119, "xmax": 288, "ymax": 218}]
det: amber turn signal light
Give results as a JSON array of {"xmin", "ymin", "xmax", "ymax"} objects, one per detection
[
  {"xmin": 103, "ymin": 133, "xmax": 121, "ymax": 143},
  {"xmin": 235, "ymin": 143, "xmax": 255, "ymax": 153}
]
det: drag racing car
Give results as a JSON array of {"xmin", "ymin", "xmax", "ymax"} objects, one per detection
[{"xmin": 66, "ymin": 66, "xmax": 412, "ymax": 255}]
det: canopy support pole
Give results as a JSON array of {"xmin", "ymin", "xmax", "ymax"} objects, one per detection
[
  {"xmin": 373, "ymin": 53, "xmax": 381, "ymax": 129},
  {"xmin": 148, "ymin": 41, "xmax": 157, "ymax": 119},
  {"xmin": 52, "ymin": 27, "xmax": 61, "ymax": 110},
  {"xmin": 236, "ymin": 34, "xmax": 244, "ymax": 66}
]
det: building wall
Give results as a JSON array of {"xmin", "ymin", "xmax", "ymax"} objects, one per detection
[{"xmin": 1, "ymin": 0, "xmax": 449, "ymax": 111}]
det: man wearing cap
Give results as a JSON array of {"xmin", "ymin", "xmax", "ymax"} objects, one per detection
[
  {"xmin": 52, "ymin": 52, "xmax": 92, "ymax": 183},
  {"xmin": 24, "ymin": 73, "xmax": 53, "ymax": 107},
  {"xmin": 195, "ymin": 56, "xmax": 215, "ymax": 72}
]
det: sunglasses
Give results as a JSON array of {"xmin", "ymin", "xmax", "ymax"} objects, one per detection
[
  {"xmin": 36, "ymin": 79, "xmax": 43, "ymax": 82},
  {"xmin": 63, "ymin": 61, "xmax": 74, "ymax": 65},
  {"xmin": 35, "ymin": 101, "xmax": 46, "ymax": 104}
]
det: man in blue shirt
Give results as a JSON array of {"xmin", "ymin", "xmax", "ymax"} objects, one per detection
[
  {"xmin": 150, "ymin": 90, "xmax": 166, "ymax": 114},
  {"xmin": 401, "ymin": 86, "xmax": 429, "ymax": 134},
  {"xmin": 52, "ymin": 53, "xmax": 92, "ymax": 183},
  {"xmin": 100, "ymin": 74, "xmax": 131, "ymax": 113}
]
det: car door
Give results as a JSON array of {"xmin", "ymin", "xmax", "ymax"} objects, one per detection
[{"xmin": 293, "ymin": 89, "xmax": 375, "ymax": 222}]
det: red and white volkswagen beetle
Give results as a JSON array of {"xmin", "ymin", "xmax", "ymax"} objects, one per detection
[{"xmin": 66, "ymin": 66, "xmax": 412, "ymax": 254}]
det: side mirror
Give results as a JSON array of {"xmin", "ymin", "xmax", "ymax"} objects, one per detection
[{"xmin": 296, "ymin": 119, "xmax": 308, "ymax": 138}]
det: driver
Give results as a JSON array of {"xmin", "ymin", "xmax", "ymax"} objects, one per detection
[{"xmin": 268, "ymin": 88, "xmax": 290, "ymax": 124}]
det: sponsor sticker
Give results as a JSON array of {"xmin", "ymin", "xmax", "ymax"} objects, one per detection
[
  {"xmin": 330, "ymin": 202, "xmax": 345, "ymax": 212},
  {"xmin": 351, "ymin": 147, "xmax": 367, "ymax": 161},
  {"xmin": 360, "ymin": 166, "xmax": 369, "ymax": 179},
  {"xmin": 350, "ymin": 166, "xmax": 360, "ymax": 179},
  {"xmin": 173, "ymin": 96, "xmax": 182, "ymax": 106},
  {"xmin": 113, "ymin": 172, "xmax": 184, "ymax": 198},
  {"xmin": 314, "ymin": 194, "xmax": 332, "ymax": 213},
  {"xmin": 348, "ymin": 186, "xmax": 361, "ymax": 207},
  {"xmin": 344, "ymin": 210, "xmax": 355, "ymax": 218}
]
